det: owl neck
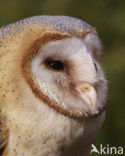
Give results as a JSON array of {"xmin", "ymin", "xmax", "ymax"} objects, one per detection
[
  {"xmin": 61, "ymin": 112, "xmax": 105, "ymax": 156},
  {"xmin": 7, "ymin": 104, "xmax": 105, "ymax": 156}
]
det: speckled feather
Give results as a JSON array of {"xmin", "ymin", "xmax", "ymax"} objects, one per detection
[{"xmin": 0, "ymin": 16, "xmax": 92, "ymax": 35}]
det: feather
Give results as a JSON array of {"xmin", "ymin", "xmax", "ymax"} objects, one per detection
[{"xmin": 0, "ymin": 112, "xmax": 8, "ymax": 155}]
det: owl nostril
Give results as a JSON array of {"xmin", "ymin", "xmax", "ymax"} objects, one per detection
[{"xmin": 45, "ymin": 60, "xmax": 64, "ymax": 71}]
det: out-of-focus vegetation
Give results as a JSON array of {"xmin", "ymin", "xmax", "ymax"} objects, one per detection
[{"xmin": 0, "ymin": 0, "xmax": 125, "ymax": 155}]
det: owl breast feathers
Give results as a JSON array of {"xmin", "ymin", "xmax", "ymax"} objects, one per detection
[{"xmin": 0, "ymin": 16, "xmax": 107, "ymax": 156}]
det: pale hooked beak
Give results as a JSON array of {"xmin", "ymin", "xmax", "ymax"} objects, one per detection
[{"xmin": 76, "ymin": 83, "xmax": 97, "ymax": 107}]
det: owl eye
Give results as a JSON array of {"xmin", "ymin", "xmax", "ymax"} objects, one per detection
[
  {"xmin": 94, "ymin": 63, "xmax": 98, "ymax": 71},
  {"xmin": 45, "ymin": 60, "xmax": 64, "ymax": 71}
]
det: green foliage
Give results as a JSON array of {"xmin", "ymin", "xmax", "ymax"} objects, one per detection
[{"xmin": 0, "ymin": 0, "xmax": 125, "ymax": 155}]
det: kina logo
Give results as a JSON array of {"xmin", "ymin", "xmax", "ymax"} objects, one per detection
[{"xmin": 90, "ymin": 144, "xmax": 124, "ymax": 155}]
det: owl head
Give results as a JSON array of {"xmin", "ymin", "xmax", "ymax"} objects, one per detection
[{"xmin": 0, "ymin": 16, "xmax": 107, "ymax": 119}]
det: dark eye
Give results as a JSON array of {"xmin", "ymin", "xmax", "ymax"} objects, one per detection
[
  {"xmin": 45, "ymin": 60, "xmax": 64, "ymax": 71},
  {"xmin": 94, "ymin": 63, "xmax": 98, "ymax": 71}
]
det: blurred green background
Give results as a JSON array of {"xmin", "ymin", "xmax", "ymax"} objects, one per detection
[{"xmin": 0, "ymin": 0, "xmax": 125, "ymax": 155}]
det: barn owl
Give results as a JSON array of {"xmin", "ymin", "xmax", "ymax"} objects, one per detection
[{"xmin": 0, "ymin": 15, "xmax": 107, "ymax": 156}]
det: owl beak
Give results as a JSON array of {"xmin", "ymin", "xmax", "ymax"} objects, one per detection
[{"xmin": 76, "ymin": 83, "xmax": 97, "ymax": 107}]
